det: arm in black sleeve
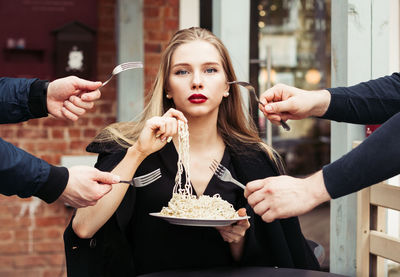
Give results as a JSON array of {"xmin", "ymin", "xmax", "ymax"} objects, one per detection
[
  {"xmin": 0, "ymin": 77, "xmax": 65, "ymax": 202},
  {"xmin": 0, "ymin": 77, "xmax": 48, "ymax": 124},
  {"xmin": 322, "ymin": 112, "xmax": 400, "ymax": 198},
  {"xmin": 323, "ymin": 73, "xmax": 400, "ymax": 124},
  {"xmin": 0, "ymin": 138, "xmax": 68, "ymax": 203}
]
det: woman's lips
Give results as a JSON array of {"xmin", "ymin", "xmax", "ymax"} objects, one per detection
[{"xmin": 188, "ymin": 94, "xmax": 207, "ymax": 104}]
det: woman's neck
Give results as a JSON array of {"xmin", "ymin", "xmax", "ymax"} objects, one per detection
[{"xmin": 186, "ymin": 114, "xmax": 223, "ymax": 150}]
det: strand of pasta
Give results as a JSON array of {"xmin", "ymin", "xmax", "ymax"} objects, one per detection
[{"xmin": 173, "ymin": 120, "xmax": 192, "ymax": 195}]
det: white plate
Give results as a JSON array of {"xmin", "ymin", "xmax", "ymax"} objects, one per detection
[{"xmin": 149, "ymin": 212, "xmax": 250, "ymax": 227}]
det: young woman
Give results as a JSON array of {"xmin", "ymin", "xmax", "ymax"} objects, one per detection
[{"xmin": 64, "ymin": 27, "xmax": 319, "ymax": 276}]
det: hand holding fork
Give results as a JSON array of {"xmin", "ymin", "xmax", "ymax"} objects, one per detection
[{"xmin": 227, "ymin": 81, "xmax": 290, "ymax": 131}]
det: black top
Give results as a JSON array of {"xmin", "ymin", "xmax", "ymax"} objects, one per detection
[
  {"xmin": 64, "ymin": 141, "xmax": 319, "ymax": 276},
  {"xmin": 131, "ymin": 143, "xmax": 245, "ymax": 274},
  {"xmin": 321, "ymin": 73, "xmax": 400, "ymax": 198}
]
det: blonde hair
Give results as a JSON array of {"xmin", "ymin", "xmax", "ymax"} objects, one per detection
[{"xmin": 94, "ymin": 27, "xmax": 284, "ymax": 173}]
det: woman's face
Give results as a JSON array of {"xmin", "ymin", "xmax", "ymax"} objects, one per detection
[{"xmin": 167, "ymin": 40, "xmax": 229, "ymax": 118}]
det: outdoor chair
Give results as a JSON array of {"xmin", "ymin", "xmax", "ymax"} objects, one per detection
[{"xmin": 354, "ymin": 141, "xmax": 400, "ymax": 277}]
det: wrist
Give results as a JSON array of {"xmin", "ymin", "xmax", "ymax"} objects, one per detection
[
  {"xmin": 305, "ymin": 170, "xmax": 331, "ymax": 208},
  {"xmin": 312, "ymin": 89, "xmax": 331, "ymax": 117},
  {"xmin": 127, "ymin": 144, "xmax": 148, "ymax": 161}
]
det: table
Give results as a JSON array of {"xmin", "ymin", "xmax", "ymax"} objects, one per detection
[{"xmin": 138, "ymin": 266, "xmax": 349, "ymax": 277}]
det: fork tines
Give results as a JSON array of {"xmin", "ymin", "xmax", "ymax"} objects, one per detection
[
  {"xmin": 120, "ymin": 61, "xmax": 143, "ymax": 69},
  {"xmin": 134, "ymin": 168, "xmax": 161, "ymax": 187},
  {"xmin": 209, "ymin": 159, "xmax": 223, "ymax": 177}
]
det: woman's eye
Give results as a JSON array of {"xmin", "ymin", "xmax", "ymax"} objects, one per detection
[
  {"xmin": 205, "ymin": 68, "xmax": 217, "ymax": 73},
  {"xmin": 175, "ymin": 70, "xmax": 188, "ymax": 75}
]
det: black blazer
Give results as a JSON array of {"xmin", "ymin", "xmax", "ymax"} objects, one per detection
[{"xmin": 64, "ymin": 144, "xmax": 319, "ymax": 276}]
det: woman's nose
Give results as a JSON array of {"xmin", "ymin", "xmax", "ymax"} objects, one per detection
[{"xmin": 191, "ymin": 72, "xmax": 203, "ymax": 90}]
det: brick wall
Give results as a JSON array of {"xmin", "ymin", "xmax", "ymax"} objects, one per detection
[
  {"xmin": 0, "ymin": 0, "xmax": 178, "ymax": 276},
  {"xmin": 144, "ymin": 0, "xmax": 179, "ymax": 93}
]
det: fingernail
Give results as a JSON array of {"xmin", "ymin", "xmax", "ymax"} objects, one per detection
[
  {"xmin": 112, "ymin": 175, "xmax": 120, "ymax": 183},
  {"xmin": 161, "ymin": 137, "xmax": 166, "ymax": 142},
  {"xmin": 155, "ymin": 134, "xmax": 161, "ymax": 138},
  {"xmin": 265, "ymin": 105, "xmax": 273, "ymax": 112},
  {"xmin": 167, "ymin": 136, "xmax": 173, "ymax": 143}
]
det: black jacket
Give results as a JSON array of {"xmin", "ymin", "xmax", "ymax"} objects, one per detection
[
  {"xmin": 0, "ymin": 77, "xmax": 68, "ymax": 203},
  {"xmin": 322, "ymin": 73, "xmax": 400, "ymax": 198},
  {"xmin": 64, "ymin": 143, "xmax": 319, "ymax": 276}
]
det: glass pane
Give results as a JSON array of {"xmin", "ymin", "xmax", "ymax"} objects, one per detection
[{"xmin": 255, "ymin": 0, "xmax": 331, "ymax": 176}]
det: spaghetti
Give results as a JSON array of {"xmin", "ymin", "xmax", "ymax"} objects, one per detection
[{"xmin": 159, "ymin": 120, "xmax": 240, "ymax": 220}]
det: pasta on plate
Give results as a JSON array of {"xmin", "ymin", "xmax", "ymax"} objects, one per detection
[{"xmin": 158, "ymin": 121, "xmax": 240, "ymax": 220}]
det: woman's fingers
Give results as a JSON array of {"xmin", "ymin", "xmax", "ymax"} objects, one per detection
[{"xmin": 164, "ymin": 108, "xmax": 187, "ymax": 123}]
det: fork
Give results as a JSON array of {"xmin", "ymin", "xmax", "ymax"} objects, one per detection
[
  {"xmin": 119, "ymin": 168, "xmax": 161, "ymax": 187},
  {"xmin": 209, "ymin": 160, "xmax": 246, "ymax": 190},
  {"xmin": 227, "ymin": 81, "xmax": 291, "ymax": 131},
  {"xmin": 100, "ymin": 61, "xmax": 143, "ymax": 88}
]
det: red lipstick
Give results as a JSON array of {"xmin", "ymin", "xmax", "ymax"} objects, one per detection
[{"xmin": 188, "ymin": 94, "xmax": 207, "ymax": 104}]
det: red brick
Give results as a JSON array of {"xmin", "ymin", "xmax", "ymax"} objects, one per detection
[
  {"xmin": 19, "ymin": 142, "xmax": 36, "ymax": 152},
  {"xmin": 0, "ymin": 242, "xmax": 29, "ymax": 254},
  {"xmin": 32, "ymin": 228, "xmax": 63, "ymax": 240},
  {"xmin": 164, "ymin": 18, "xmax": 178, "ymax": 30},
  {"xmin": 99, "ymin": 103, "xmax": 113, "ymax": 113},
  {"xmin": 145, "ymin": 54, "xmax": 162, "ymax": 66},
  {"xmin": 166, "ymin": 0, "xmax": 179, "ymax": 7},
  {"xmin": 51, "ymin": 129, "xmax": 65, "ymax": 139},
  {"xmin": 145, "ymin": 0, "xmax": 166, "ymax": 6},
  {"xmin": 0, "ymin": 128, "xmax": 16, "ymax": 138},
  {"xmin": 42, "ymin": 118, "xmax": 70, "ymax": 127},
  {"xmin": 0, "ymin": 256, "xmax": 13, "ymax": 268},
  {"xmin": 144, "ymin": 6, "xmax": 160, "ymax": 17},
  {"xmin": 16, "ymin": 129, "xmax": 48, "ymax": 139},
  {"xmin": 0, "ymin": 269, "xmax": 41, "ymax": 277},
  {"xmin": 0, "ymin": 218, "xmax": 31, "ymax": 229},
  {"xmin": 145, "ymin": 42, "xmax": 162, "ymax": 53},
  {"xmin": 147, "ymin": 30, "xmax": 170, "ymax": 41},
  {"xmin": 83, "ymin": 129, "xmax": 98, "ymax": 138},
  {"xmin": 15, "ymin": 230, "xmax": 29, "ymax": 240},
  {"xmin": 70, "ymin": 141, "xmax": 90, "ymax": 151},
  {"xmin": 36, "ymin": 142, "xmax": 68, "ymax": 152},
  {"xmin": 26, "ymin": 118, "xmax": 41, "ymax": 126},
  {"xmin": 14, "ymin": 255, "xmax": 48, "ymax": 268},
  {"xmin": 144, "ymin": 18, "xmax": 162, "ymax": 30},
  {"xmin": 0, "ymin": 230, "xmax": 13, "ymax": 241},
  {"xmin": 43, "ymin": 270, "xmax": 67, "ymax": 277},
  {"xmin": 34, "ymin": 241, "xmax": 64, "ymax": 253},
  {"xmin": 91, "ymin": 117, "xmax": 106, "ymax": 127},
  {"xmin": 35, "ymin": 216, "xmax": 66, "ymax": 227},
  {"xmin": 68, "ymin": 128, "xmax": 81, "ymax": 139}
]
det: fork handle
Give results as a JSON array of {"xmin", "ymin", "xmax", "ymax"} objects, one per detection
[
  {"xmin": 230, "ymin": 178, "xmax": 246, "ymax": 190},
  {"xmin": 119, "ymin": 180, "xmax": 133, "ymax": 186},
  {"xmin": 256, "ymin": 100, "xmax": 291, "ymax": 131}
]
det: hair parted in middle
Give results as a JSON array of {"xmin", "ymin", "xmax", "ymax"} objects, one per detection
[{"xmin": 94, "ymin": 27, "xmax": 284, "ymax": 172}]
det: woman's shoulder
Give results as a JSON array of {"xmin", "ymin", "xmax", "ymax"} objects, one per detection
[{"xmin": 86, "ymin": 140, "xmax": 128, "ymax": 171}]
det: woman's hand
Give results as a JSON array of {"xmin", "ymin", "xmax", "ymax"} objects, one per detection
[
  {"xmin": 134, "ymin": 108, "xmax": 187, "ymax": 157},
  {"xmin": 216, "ymin": 208, "xmax": 250, "ymax": 243}
]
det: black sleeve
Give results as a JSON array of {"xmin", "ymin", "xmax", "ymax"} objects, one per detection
[
  {"xmin": 35, "ymin": 165, "xmax": 69, "ymax": 203},
  {"xmin": 323, "ymin": 73, "xmax": 400, "ymax": 124},
  {"xmin": 28, "ymin": 79, "xmax": 49, "ymax": 118},
  {"xmin": 323, "ymin": 112, "xmax": 400, "ymax": 198}
]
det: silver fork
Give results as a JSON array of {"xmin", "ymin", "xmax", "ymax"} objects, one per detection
[
  {"xmin": 100, "ymin": 61, "xmax": 143, "ymax": 88},
  {"xmin": 209, "ymin": 160, "xmax": 246, "ymax": 190},
  {"xmin": 119, "ymin": 168, "xmax": 161, "ymax": 187},
  {"xmin": 227, "ymin": 80, "xmax": 290, "ymax": 131}
]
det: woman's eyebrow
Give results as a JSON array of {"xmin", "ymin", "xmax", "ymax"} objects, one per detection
[{"xmin": 171, "ymin": 62, "xmax": 221, "ymax": 68}]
